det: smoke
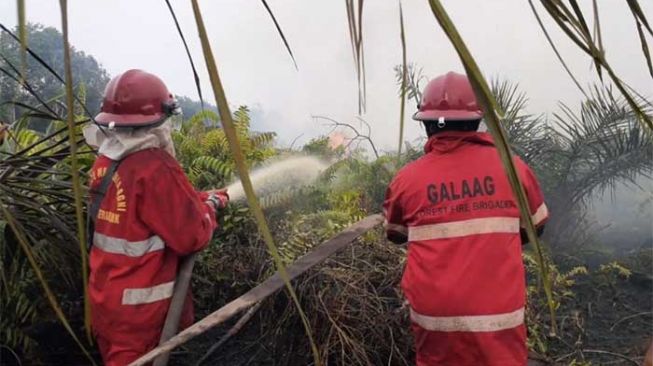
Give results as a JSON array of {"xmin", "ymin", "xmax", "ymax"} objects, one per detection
[{"xmin": 591, "ymin": 178, "xmax": 653, "ymax": 251}]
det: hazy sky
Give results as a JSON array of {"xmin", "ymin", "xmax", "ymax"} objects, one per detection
[{"xmin": 2, "ymin": 1, "xmax": 652, "ymax": 152}]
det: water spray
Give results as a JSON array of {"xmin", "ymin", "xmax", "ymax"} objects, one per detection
[{"xmin": 225, "ymin": 155, "xmax": 330, "ymax": 201}]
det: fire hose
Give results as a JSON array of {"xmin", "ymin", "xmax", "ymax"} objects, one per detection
[
  {"xmin": 153, "ymin": 252, "xmax": 198, "ymax": 366},
  {"xmin": 154, "ymin": 191, "xmax": 228, "ymax": 366}
]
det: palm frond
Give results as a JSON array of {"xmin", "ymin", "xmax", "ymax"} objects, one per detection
[
  {"xmin": 58, "ymin": 1, "xmax": 91, "ymax": 343},
  {"xmin": 346, "ymin": 0, "xmax": 366, "ymax": 114},
  {"xmin": 552, "ymin": 86, "xmax": 652, "ymax": 206},
  {"xmin": 17, "ymin": 0, "xmax": 27, "ymax": 80},
  {"xmin": 0, "ymin": 198, "xmax": 94, "ymax": 364},
  {"xmin": 490, "ymin": 79, "xmax": 551, "ymax": 164},
  {"xmin": 627, "ymin": 2, "xmax": 653, "ymax": 78},
  {"xmin": 397, "ymin": 1, "xmax": 407, "ymax": 163},
  {"xmin": 164, "ymin": 0, "xmax": 205, "ymax": 109},
  {"xmin": 534, "ymin": 0, "xmax": 652, "ymax": 130},
  {"xmin": 260, "ymin": 0, "xmax": 298, "ymax": 70}
]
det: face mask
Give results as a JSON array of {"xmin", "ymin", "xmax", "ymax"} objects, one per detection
[{"xmin": 82, "ymin": 118, "xmax": 177, "ymax": 160}]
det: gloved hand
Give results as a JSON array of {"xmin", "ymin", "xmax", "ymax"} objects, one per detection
[{"xmin": 205, "ymin": 189, "xmax": 229, "ymax": 213}]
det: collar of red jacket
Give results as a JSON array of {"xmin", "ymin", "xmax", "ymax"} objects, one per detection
[{"xmin": 424, "ymin": 131, "xmax": 495, "ymax": 154}]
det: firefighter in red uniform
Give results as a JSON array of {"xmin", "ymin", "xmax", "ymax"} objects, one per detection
[
  {"xmin": 384, "ymin": 72, "xmax": 548, "ymax": 366},
  {"xmin": 83, "ymin": 69, "xmax": 228, "ymax": 366}
]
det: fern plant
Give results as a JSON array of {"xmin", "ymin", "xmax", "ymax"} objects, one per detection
[{"xmin": 173, "ymin": 106, "xmax": 276, "ymax": 190}]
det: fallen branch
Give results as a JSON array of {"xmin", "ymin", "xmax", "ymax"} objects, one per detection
[
  {"xmin": 312, "ymin": 115, "xmax": 380, "ymax": 159},
  {"xmin": 195, "ymin": 301, "xmax": 264, "ymax": 365},
  {"xmin": 129, "ymin": 214, "xmax": 384, "ymax": 366}
]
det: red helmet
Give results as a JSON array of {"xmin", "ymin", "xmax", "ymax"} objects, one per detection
[
  {"xmin": 413, "ymin": 71, "xmax": 483, "ymax": 122},
  {"xmin": 95, "ymin": 69, "xmax": 179, "ymax": 128}
]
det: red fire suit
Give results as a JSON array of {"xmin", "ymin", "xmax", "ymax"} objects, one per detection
[
  {"xmin": 383, "ymin": 132, "xmax": 548, "ymax": 366},
  {"xmin": 88, "ymin": 148, "xmax": 217, "ymax": 366}
]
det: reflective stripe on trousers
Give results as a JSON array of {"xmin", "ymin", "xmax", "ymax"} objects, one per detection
[
  {"xmin": 122, "ymin": 281, "xmax": 175, "ymax": 305},
  {"xmin": 410, "ymin": 307, "xmax": 525, "ymax": 332}
]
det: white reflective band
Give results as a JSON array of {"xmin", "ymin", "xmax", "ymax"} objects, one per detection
[
  {"xmin": 408, "ymin": 217, "xmax": 519, "ymax": 241},
  {"xmin": 410, "ymin": 307, "xmax": 524, "ymax": 332},
  {"xmin": 532, "ymin": 203, "xmax": 548, "ymax": 225},
  {"xmin": 384, "ymin": 220, "xmax": 408, "ymax": 235},
  {"xmin": 94, "ymin": 233, "xmax": 165, "ymax": 257},
  {"xmin": 122, "ymin": 281, "xmax": 175, "ymax": 305}
]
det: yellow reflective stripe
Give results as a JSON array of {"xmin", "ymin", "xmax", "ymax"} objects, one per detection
[
  {"xmin": 410, "ymin": 307, "xmax": 524, "ymax": 332},
  {"xmin": 94, "ymin": 233, "xmax": 165, "ymax": 257},
  {"xmin": 121, "ymin": 281, "xmax": 175, "ymax": 305},
  {"xmin": 408, "ymin": 217, "xmax": 519, "ymax": 241},
  {"xmin": 384, "ymin": 220, "xmax": 408, "ymax": 235}
]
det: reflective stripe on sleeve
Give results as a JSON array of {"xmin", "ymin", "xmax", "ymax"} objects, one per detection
[
  {"xmin": 94, "ymin": 233, "xmax": 165, "ymax": 257},
  {"xmin": 121, "ymin": 281, "xmax": 175, "ymax": 305},
  {"xmin": 532, "ymin": 203, "xmax": 548, "ymax": 225},
  {"xmin": 384, "ymin": 220, "xmax": 408, "ymax": 235},
  {"xmin": 410, "ymin": 307, "xmax": 524, "ymax": 332},
  {"xmin": 408, "ymin": 217, "xmax": 519, "ymax": 241}
]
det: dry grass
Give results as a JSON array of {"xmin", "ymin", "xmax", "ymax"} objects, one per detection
[{"xmin": 192, "ymin": 228, "xmax": 412, "ymax": 366}]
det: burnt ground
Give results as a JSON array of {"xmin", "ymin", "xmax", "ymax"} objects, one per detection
[{"xmin": 4, "ymin": 251, "xmax": 651, "ymax": 366}]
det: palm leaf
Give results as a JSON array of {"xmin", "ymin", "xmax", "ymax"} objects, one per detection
[
  {"xmin": 16, "ymin": 0, "xmax": 26, "ymax": 81},
  {"xmin": 491, "ymin": 79, "xmax": 551, "ymax": 164},
  {"xmin": 0, "ymin": 58, "xmax": 64, "ymax": 120},
  {"xmin": 0, "ymin": 199, "xmax": 95, "ymax": 364},
  {"xmin": 397, "ymin": 1, "xmax": 407, "ymax": 164},
  {"xmin": 527, "ymin": 0, "xmax": 587, "ymax": 97},
  {"xmin": 164, "ymin": 0, "xmax": 205, "ymax": 108},
  {"xmin": 535, "ymin": 0, "xmax": 653, "ymax": 130},
  {"xmin": 260, "ymin": 0, "xmax": 298, "ymax": 70},
  {"xmin": 627, "ymin": 0, "xmax": 653, "ymax": 35},
  {"xmin": 552, "ymin": 87, "xmax": 652, "ymax": 206},
  {"xmin": 346, "ymin": 0, "xmax": 366, "ymax": 114},
  {"xmin": 629, "ymin": 5, "xmax": 653, "ymax": 79},
  {"xmin": 58, "ymin": 0, "xmax": 91, "ymax": 344}
]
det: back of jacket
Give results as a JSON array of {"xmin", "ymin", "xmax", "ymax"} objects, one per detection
[{"xmin": 384, "ymin": 132, "xmax": 548, "ymax": 366}]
